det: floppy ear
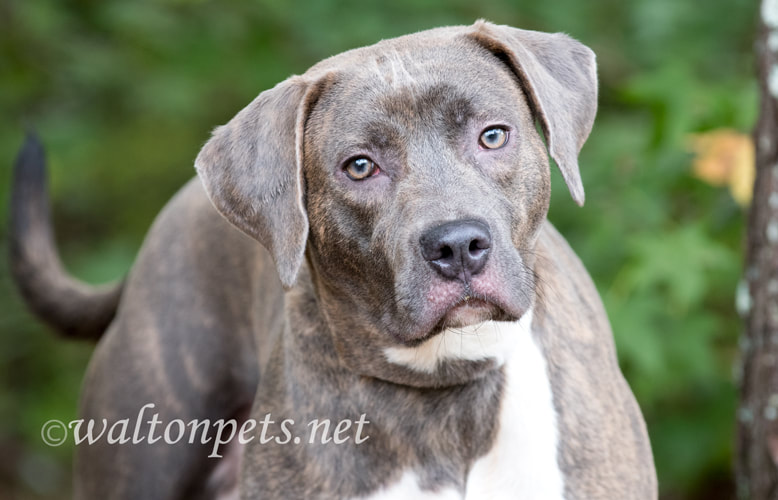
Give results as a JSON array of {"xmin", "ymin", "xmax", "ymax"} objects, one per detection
[
  {"xmin": 195, "ymin": 76, "xmax": 318, "ymax": 288},
  {"xmin": 468, "ymin": 21, "xmax": 598, "ymax": 206}
]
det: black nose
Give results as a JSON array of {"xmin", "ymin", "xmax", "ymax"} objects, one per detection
[{"xmin": 419, "ymin": 220, "xmax": 492, "ymax": 281}]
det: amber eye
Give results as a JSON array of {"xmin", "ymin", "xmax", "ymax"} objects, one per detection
[
  {"xmin": 344, "ymin": 157, "xmax": 378, "ymax": 180},
  {"xmin": 479, "ymin": 127, "xmax": 509, "ymax": 149}
]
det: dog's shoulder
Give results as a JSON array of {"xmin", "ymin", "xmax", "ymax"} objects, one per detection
[
  {"xmin": 533, "ymin": 221, "xmax": 612, "ymax": 344},
  {"xmin": 532, "ymin": 224, "xmax": 657, "ymax": 499}
]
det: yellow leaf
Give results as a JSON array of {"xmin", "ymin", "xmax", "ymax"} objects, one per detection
[{"xmin": 688, "ymin": 129, "xmax": 755, "ymax": 206}]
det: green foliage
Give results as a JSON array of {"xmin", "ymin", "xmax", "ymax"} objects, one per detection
[{"xmin": 0, "ymin": 0, "xmax": 758, "ymax": 497}]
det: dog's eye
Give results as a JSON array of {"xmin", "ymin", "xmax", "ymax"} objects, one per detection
[
  {"xmin": 479, "ymin": 127, "xmax": 509, "ymax": 150},
  {"xmin": 344, "ymin": 157, "xmax": 379, "ymax": 181}
]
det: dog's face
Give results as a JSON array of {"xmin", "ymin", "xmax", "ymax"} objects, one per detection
[
  {"xmin": 196, "ymin": 22, "xmax": 597, "ymax": 386},
  {"xmin": 304, "ymin": 42, "xmax": 547, "ymax": 342}
]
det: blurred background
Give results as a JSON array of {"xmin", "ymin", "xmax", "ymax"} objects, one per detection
[{"xmin": 0, "ymin": 0, "xmax": 758, "ymax": 498}]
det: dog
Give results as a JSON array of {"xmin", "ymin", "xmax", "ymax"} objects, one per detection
[{"xmin": 11, "ymin": 20, "xmax": 657, "ymax": 500}]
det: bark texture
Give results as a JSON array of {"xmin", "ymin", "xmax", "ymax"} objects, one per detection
[{"xmin": 737, "ymin": 1, "xmax": 778, "ymax": 498}]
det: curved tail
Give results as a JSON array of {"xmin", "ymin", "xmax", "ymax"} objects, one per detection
[{"xmin": 9, "ymin": 133, "xmax": 123, "ymax": 340}]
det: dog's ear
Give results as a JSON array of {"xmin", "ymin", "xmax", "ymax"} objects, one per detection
[
  {"xmin": 468, "ymin": 21, "xmax": 598, "ymax": 206},
  {"xmin": 195, "ymin": 76, "xmax": 320, "ymax": 288}
]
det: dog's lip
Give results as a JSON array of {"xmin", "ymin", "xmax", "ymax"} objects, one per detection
[
  {"xmin": 444, "ymin": 296, "xmax": 492, "ymax": 315},
  {"xmin": 437, "ymin": 296, "xmax": 503, "ymax": 328},
  {"xmin": 400, "ymin": 293, "xmax": 517, "ymax": 347}
]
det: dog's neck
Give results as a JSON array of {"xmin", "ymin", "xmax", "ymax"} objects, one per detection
[
  {"xmin": 268, "ymin": 278, "xmax": 505, "ymax": 495},
  {"xmin": 250, "ymin": 269, "xmax": 563, "ymax": 498}
]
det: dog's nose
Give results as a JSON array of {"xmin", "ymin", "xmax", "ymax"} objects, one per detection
[{"xmin": 419, "ymin": 220, "xmax": 491, "ymax": 281}]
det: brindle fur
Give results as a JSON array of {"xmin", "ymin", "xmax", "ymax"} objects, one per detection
[{"xmin": 10, "ymin": 20, "xmax": 656, "ymax": 500}]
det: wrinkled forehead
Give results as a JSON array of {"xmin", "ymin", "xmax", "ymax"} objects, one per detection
[{"xmin": 306, "ymin": 36, "xmax": 528, "ymax": 133}]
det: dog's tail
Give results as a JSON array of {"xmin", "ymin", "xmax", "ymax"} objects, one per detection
[{"xmin": 9, "ymin": 132, "xmax": 124, "ymax": 340}]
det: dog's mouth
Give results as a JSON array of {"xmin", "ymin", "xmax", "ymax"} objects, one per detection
[
  {"xmin": 401, "ymin": 292, "xmax": 518, "ymax": 347},
  {"xmin": 438, "ymin": 296, "xmax": 504, "ymax": 329}
]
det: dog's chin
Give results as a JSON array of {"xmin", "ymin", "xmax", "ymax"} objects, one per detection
[
  {"xmin": 438, "ymin": 298, "xmax": 501, "ymax": 329},
  {"xmin": 400, "ymin": 298, "xmax": 517, "ymax": 347}
]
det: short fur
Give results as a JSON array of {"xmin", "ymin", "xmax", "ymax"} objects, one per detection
[{"xmin": 10, "ymin": 21, "xmax": 657, "ymax": 500}]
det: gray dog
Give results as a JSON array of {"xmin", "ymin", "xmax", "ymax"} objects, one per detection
[{"xmin": 11, "ymin": 20, "xmax": 657, "ymax": 500}]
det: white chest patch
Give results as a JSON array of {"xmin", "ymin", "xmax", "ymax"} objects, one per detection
[
  {"xmin": 383, "ymin": 310, "xmax": 533, "ymax": 373},
  {"xmin": 368, "ymin": 310, "xmax": 565, "ymax": 500},
  {"xmin": 464, "ymin": 314, "xmax": 565, "ymax": 500}
]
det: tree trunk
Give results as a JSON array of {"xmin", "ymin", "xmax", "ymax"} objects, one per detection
[{"xmin": 737, "ymin": 1, "xmax": 778, "ymax": 499}]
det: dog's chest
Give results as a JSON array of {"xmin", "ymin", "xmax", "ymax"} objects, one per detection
[{"xmin": 357, "ymin": 316, "xmax": 566, "ymax": 500}]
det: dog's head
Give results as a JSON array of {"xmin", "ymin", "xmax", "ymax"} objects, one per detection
[{"xmin": 196, "ymin": 21, "xmax": 597, "ymax": 387}]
